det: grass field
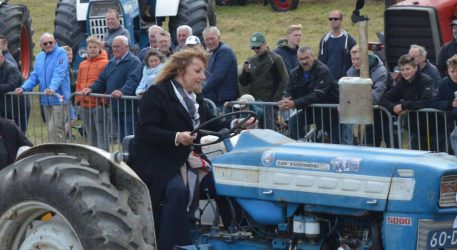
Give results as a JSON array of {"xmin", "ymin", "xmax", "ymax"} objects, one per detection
[{"xmin": 11, "ymin": 0, "xmax": 385, "ymax": 62}]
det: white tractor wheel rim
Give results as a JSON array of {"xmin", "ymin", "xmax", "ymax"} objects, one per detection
[{"xmin": 0, "ymin": 201, "xmax": 83, "ymax": 250}]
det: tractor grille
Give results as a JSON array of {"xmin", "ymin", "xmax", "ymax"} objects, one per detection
[
  {"xmin": 89, "ymin": 17, "xmax": 124, "ymax": 40},
  {"xmin": 417, "ymin": 219, "xmax": 457, "ymax": 250},
  {"xmin": 384, "ymin": 6, "xmax": 441, "ymax": 71}
]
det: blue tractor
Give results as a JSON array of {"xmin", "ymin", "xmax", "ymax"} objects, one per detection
[
  {"xmin": 53, "ymin": 0, "xmax": 216, "ymax": 68},
  {"xmin": 0, "ymin": 125, "xmax": 456, "ymax": 249}
]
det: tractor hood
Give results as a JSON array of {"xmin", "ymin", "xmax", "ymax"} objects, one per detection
[{"xmin": 212, "ymin": 130, "xmax": 457, "ymax": 218}]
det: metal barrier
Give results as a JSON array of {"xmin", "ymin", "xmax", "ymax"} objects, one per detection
[
  {"xmin": 397, "ymin": 108, "xmax": 455, "ymax": 153},
  {"xmin": 3, "ymin": 92, "xmax": 140, "ymax": 151},
  {"xmin": 1, "ymin": 92, "xmax": 30, "ymax": 133},
  {"xmin": 356, "ymin": 105, "xmax": 396, "ymax": 148},
  {"xmin": 68, "ymin": 92, "xmax": 139, "ymax": 151},
  {"xmin": 3, "ymin": 92, "xmax": 220, "ymax": 152},
  {"xmin": 4, "ymin": 92, "xmax": 455, "ymax": 154},
  {"xmin": 3, "ymin": 92, "xmax": 68, "ymax": 145},
  {"xmin": 224, "ymin": 101, "xmax": 396, "ymax": 146}
]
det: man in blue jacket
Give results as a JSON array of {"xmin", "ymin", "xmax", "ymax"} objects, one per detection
[
  {"xmin": 15, "ymin": 32, "xmax": 70, "ymax": 143},
  {"xmin": 82, "ymin": 35, "xmax": 142, "ymax": 142},
  {"xmin": 318, "ymin": 10, "xmax": 356, "ymax": 82},
  {"xmin": 202, "ymin": 26, "xmax": 239, "ymax": 108}
]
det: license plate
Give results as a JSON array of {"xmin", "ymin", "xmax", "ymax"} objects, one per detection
[{"xmin": 427, "ymin": 229, "xmax": 457, "ymax": 249}]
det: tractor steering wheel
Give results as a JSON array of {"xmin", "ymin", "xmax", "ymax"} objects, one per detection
[{"xmin": 191, "ymin": 111, "xmax": 257, "ymax": 146}]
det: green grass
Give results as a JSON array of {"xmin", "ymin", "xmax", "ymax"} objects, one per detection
[
  {"xmin": 217, "ymin": 0, "xmax": 384, "ymax": 60},
  {"xmin": 11, "ymin": 0, "xmax": 385, "ymax": 61}
]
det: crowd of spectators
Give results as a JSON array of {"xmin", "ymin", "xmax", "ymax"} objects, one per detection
[
  {"xmin": 3, "ymin": 7, "xmax": 457, "ymax": 248},
  {"xmin": 2, "ymin": 8, "xmax": 457, "ymax": 153}
]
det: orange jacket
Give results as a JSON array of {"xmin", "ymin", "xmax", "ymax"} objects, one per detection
[{"xmin": 75, "ymin": 50, "xmax": 109, "ymax": 107}]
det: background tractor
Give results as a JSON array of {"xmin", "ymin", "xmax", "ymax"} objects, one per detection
[
  {"xmin": 383, "ymin": 0, "xmax": 457, "ymax": 71},
  {"xmin": 53, "ymin": 0, "xmax": 216, "ymax": 69},
  {"xmin": 266, "ymin": 0, "xmax": 299, "ymax": 12},
  {"xmin": 0, "ymin": 0, "xmax": 34, "ymax": 79}
]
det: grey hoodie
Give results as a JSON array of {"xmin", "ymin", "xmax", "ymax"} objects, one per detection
[{"xmin": 346, "ymin": 54, "xmax": 387, "ymax": 104}]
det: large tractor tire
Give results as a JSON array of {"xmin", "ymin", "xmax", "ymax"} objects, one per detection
[
  {"xmin": 0, "ymin": 2, "xmax": 34, "ymax": 79},
  {"xmin": 54, "ymin": 0, "xmax": 86, "ymax": 58},
  {"xmin": 169, "ymin": 0, "xmax": 215, "ymax": 45},
  {"xmin": 206, "ymin": 0, "xmax": 217, "ymax": 27},
  {"xmin": 0, "ymin": 153, "xmax": 153, "ymax": 249},
  {"xmin": 270, "ymin": 0, "xmax": 299, "ymax": 12}
]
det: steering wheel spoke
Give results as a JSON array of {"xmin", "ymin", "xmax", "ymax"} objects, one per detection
[
  {"xmin": 192, "ymin": 111, "xmax": 257, "ymax": 146},
  {"xmin": 198, "ymin": 129, "xmax": 224, "ymax": 137}
]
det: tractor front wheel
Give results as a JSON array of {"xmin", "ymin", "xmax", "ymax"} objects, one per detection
[{"xmin": 0, "ymin": 153, "xmax": 153, "ymax": 249}]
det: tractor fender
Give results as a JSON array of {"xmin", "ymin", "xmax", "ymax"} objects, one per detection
[
  {"xmin": 15, "ymin": 143, "xmax": 156, "ymax": 246},
  {"xmin": 155, "ymin": 0, "xmax": 179, "ymax": 17}
]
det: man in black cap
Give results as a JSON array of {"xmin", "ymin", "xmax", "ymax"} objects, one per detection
[{"xmin": 437, "ymin": 19, "xmax": 457, "ymax": 77}]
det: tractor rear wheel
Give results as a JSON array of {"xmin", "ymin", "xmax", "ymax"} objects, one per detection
[
  {"xmin": 169, "ymin": 0, "xmax": 215, "ymax": 46},
  {"xmin": 206, "ymin": 0, "xmax": 217, "ymax": 27},
  {"xmin": 270, "ymin": 0, "xmax": 299, "ymax": 12},
  {"xmin": 0, "ymin": 3, "xmax": 34, "ymax": 79},
  {"xmin": 54, "ymin": 0, "xmax": 86, "ymax": 59},
  {"xmin": 0, "ymin": 153, "xmax": 153, "ymax": 249}
]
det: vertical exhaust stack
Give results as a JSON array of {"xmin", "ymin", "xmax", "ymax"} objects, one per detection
[{"xmin": 339, "ymin": 0, "xmax": 373, "ymax": 126}]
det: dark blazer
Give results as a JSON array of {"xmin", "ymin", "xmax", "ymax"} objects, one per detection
[
  {"xmin": 131, "ymin": 80, "xmax": 193, "ymax": 206},
  {"xmin": 0, "ymin": 117, "xmax": 32, "ymax": 169}
]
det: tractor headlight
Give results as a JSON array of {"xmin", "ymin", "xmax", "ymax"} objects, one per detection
[{"xmin": 439, "ymin": 174, "xmax": 457, "ymax": 207}]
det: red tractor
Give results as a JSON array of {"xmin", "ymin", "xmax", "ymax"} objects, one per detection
[
  {"xmin": 384, "ymin": 0, "xmax": 457, "ymax": 70},
  {"xmin": 0, "ymin": 0, "xmax": 34, "ymax": 79}
]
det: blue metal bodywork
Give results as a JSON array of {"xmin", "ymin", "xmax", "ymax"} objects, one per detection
[{"xmin": 207, "ymin": 130, "xmax": 457, "ymax": 250}]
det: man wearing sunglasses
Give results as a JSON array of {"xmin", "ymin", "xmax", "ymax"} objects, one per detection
[
  {"xmin": 15, "ymin": 32, "xmax": 70, "ymax": 143},
  {"xmin": 239, "ymin": 32, "xmax": 288, "ymax": 129},
  {"xmin": 318, "ymin": 10, "xmax": 356, "ymax": 82}
]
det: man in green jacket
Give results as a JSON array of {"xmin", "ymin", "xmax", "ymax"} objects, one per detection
[{"xmin": 239, "ymin": 32, "xmax": 288, "ymax": 129}]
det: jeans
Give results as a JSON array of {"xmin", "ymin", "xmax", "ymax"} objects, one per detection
[
  {"xmin": 340, "ymin": 124, "xmax": 354, "ymax": 145},
  {"xmin": 260, "ymin": 105, "xmax": 277, "ymax": 130}
]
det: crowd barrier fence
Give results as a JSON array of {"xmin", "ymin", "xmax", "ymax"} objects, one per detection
[{"xmin": 3, "ymin": 92, "xmax": 455, "ymax": 154}]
